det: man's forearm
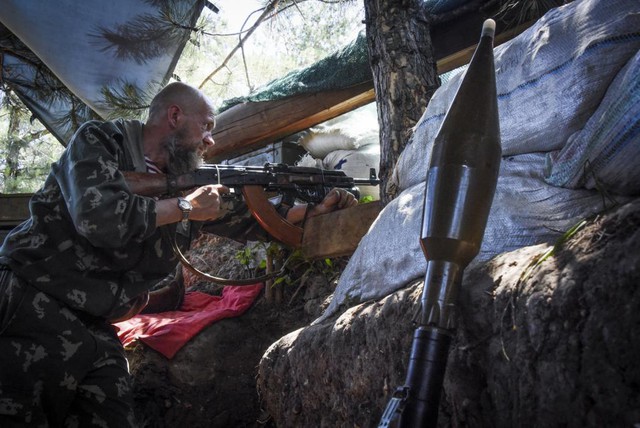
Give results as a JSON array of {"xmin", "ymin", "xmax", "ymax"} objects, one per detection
[{"xmin": 155, "ymin": 198, "xmax": 185, "ymax": 227}]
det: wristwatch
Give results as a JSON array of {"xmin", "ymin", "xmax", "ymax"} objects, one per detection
[{"xmin": 177, "ymin": 197, "xmax": 193, "ymax": 226}]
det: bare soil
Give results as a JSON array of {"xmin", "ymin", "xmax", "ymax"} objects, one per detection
[
  {"xmin": 257, "ymin": 199, "xmax": 640, "ymax": 427},
  {"xmin": 128, "ymin": 200, "xmax": 640, "ymax": 428},
  {"xmin": 126, "ymin": 234, "xmax": 344, "ymax": 428}
]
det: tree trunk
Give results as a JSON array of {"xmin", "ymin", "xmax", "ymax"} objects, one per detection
[
  {"xmin": 364, "ymin": 0, "xmax": 439, "ymax": 204},
  {"xmin": 3, "ymin": 106, "xmax": 26, "ymax": 193}
]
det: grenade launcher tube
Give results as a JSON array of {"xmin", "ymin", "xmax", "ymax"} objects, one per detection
[{"xmin": 380, "ymin": 18, "xmax": 501, "ymax": 428}]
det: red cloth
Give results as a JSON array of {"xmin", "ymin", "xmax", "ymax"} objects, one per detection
[{"xmin": 115, "ymin": 284, "xmax": 263, "ymax": 359}]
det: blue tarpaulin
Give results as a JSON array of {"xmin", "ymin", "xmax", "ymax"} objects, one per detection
[{"xmin": 0, "ymin": 0, "xmax": 205, "ymax": 145}]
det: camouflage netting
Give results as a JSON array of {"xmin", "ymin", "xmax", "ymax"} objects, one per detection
[
  {"xmin": 217, "ymin": 30, "xmax": 373, "ymax": 113},
  {"xmin": 216, "ymin": 0, "xmax": 476, "ymax": 114}
]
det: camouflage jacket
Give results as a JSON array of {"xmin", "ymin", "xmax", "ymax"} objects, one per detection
[{"xmin": 0, "ymin": 119, "xmax": 197, "ymax": 319}]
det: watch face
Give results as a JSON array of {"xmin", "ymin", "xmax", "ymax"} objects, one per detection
[{"xmin": 178, "ymin": 198, "xmax": 192, "ymax": 211}]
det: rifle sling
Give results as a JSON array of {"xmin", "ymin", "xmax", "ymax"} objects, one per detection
[{"xmin": 164, "ymin": 228, "xmax": 284, "ymax": 286}]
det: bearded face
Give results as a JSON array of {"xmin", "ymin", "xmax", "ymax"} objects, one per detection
[{"xmin": 164, "ymin": 126, "xmax": 204, "ymax": 176}]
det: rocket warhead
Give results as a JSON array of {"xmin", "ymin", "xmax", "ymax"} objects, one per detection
[
  {"xmin": 420, "ymin": 18, "xmax": 502, "ymax": 268},
  {"xmin": 482, "ymin": 18, "xmax": 496, "ymax": 39}
]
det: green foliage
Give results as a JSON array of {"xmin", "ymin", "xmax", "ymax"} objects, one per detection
[
  {"xmin": 99, "ymin": 81, "xmax": 158, "ymax": 120},
  {"xmin": 234, "ymin": 241, "xmax": 272, "ymax": 278},
  {"xmin": 263, "ymin": 0, "xmax": 363, "ymax": 69},
  {"xmin": 234, "ymin": 239, "xmax": 343, "ymax": 291},
  {"xmin": 90, "ymin": 1, "xmax": 202, "ymax": 64},
  {"xmin": 174, "ymin": 0, "xmax": 364, "ymax": 106},
  {"xmin": 0, "ymin": 91, "xmax": 63, "ymax": 193},
  {"xmin": 278, "ymin": 248, "xmax": 342, "ymax": 288},
  {"xmin": 360, "ymin": 195, "xmax": 375, "ymax": 204},
  {"xmin": 234, "ymin": 246, "xmax": 255, "ymax": 267}
]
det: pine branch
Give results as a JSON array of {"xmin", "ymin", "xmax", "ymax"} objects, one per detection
[
  {"xmin": 90, "ymin": 3, "xmax": 202, "ymax": 65},
  {"xmin": 98, "ymin": 80, "xmax": 156, "ymax": 120}
]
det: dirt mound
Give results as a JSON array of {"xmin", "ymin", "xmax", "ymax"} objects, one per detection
[
  {"xmin": 127, "ymin": 200, "xmax": 640, "ymax": 427},
  {"xmin": 258, "ymin": 199, "xmax": 640, "ymax": 427}
]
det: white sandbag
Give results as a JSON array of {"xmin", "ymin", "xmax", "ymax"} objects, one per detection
[
  {"xmin": 298, "ymin": 130, "xmax": 359, "ymax": 159},
  {"xmin": 323, "ymin": 145, "xmax": 381, "ymax": 200},
  {"xmin": 393, "ymin": 0, "xmax": 640, "ymax": 193},
  {"xmin": 296, "ymin": 152, "xmax": 324, "ymax": 168},
  {"xmin": 298, "ymin": 103, "xmax": 379, "ymax": 158},
  {"xmin": 544, "ymin": 49, "xmax": 640, "ymax": 196}
]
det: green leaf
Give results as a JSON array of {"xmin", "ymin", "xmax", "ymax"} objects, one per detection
[{"xmin": 360, "ymin": 195, "xmax": 375, "ymax": 204}]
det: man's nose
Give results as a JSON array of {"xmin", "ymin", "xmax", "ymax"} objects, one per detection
[{"xmin": 203, "ymin": 134, "xmax": 215, "ymax": 146}]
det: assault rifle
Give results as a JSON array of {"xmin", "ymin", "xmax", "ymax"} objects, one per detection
[{"xmin": 124, "ymin": 162, "xmax": 380, "ymax": 247}]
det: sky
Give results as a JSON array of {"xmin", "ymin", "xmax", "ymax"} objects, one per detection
[{"xmin": 212, "ymin": 0, "xmax": 265, "ymax": 31}]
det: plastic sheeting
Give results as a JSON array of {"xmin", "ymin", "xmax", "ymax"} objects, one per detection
[
  {"xmin": 317, "ymin": 0, "xmax": 640, "ymax": 323},
  {"xmin": 0, "ymin": 0, "xmax": 204, "ymax": 144}
]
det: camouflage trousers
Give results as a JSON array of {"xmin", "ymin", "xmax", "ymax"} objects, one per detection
[{"xmin": 0, "ymin": 266, "xmax": 137, "ymax": 428}]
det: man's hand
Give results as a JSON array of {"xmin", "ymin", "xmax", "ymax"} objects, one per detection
[
  {"xmin": 185, "ymin": 184, "xmax": 230, "ymax": 221},
  {"xmin": 285, "ymin": 188, "xmax": 358, "ymax": 225},
  {"xmin": 309, "ymin": 188, "xmax": 358, "ymax": 217},
  {"xmin": 154, "ymin": 184, "xmax": 229, "ymax": 227}
]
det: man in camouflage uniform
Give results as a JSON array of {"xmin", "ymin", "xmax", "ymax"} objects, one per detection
[{"xmin": 0, "ymin": 82, "xmax": 355, "ymax": 427}]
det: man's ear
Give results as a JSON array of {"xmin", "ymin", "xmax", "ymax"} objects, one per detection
[{"xmin": 167, "ymin": 105, "xmax": 182, "ymax": 129}]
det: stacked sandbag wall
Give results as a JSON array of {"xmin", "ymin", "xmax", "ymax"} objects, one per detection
[
  {"xmin": 296, "ymin": 103, "xmax": 381, "ymax": 200},
  {"xmin": 319, "ymin": 0, "xmax": 640, "ymax": 321}
]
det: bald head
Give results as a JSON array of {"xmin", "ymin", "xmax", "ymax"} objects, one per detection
[
  {"xmin": 147, "ymin": 82, "xmax": 214, "ymax": 125},
  {"xmin": 142, "ymin": 82, "xmax": 217, "ymax": 170}
]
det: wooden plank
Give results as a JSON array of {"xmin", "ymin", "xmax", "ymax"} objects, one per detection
[
  {"xmin": 207, "ymin": 83, "xmax": 375, "ymax": 162},
  {"xmin": 436, "ymin": 20, "xmax": 536, "ymax": 74},
  {"xmin": 301, "ymin": 201, "xmax": 382, "ymax": 260},
  {"xmin": 205, "ymin": 19, "xmax": 535, "ymax": 163},
  {"xmin": 0, "ymin": 194, "xmax": 31, "ymax": 226}
]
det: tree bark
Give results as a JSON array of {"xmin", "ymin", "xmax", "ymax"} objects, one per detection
[
  {"xmin": 3, "ymin": 106, "xmax": 26, "ymax": 192},
  {"xmin": 364, "ymin": 0, "xmax": 439, "ymax": 204}
]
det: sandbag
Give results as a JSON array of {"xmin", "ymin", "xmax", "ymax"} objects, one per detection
[
  {"xmin": 318, "ymin": 0, "xmax": 640, "ymax": 322},
  {"xmin": 318, "ymin": 153, "xmax": 632, "ymax": 323},
  {"xmin": 323, "ymin": 145, "xmax": 380, "ymax": 200},
  {"xmin": 544, "ymin": 49, "xmax": 640, "ymax": 196},
  {"xmin": 393, "ymin": 0, "xmax": 640, "ymax": 193},
  {"xmin": 296, "ymin": 152, "xmax": 324, "ymax": 168},
  {"xmin": 298, "ymin": 103, "xmax": 379, "ymax": 158}
]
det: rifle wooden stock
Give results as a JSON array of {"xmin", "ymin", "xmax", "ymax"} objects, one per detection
[
  {"xmin": 122, "ymin": 171, "xmax": 171, "ymax": 196},
  {"xmin": 122, "ymin": 171, "xmax": 198, "ymax": 197}
]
